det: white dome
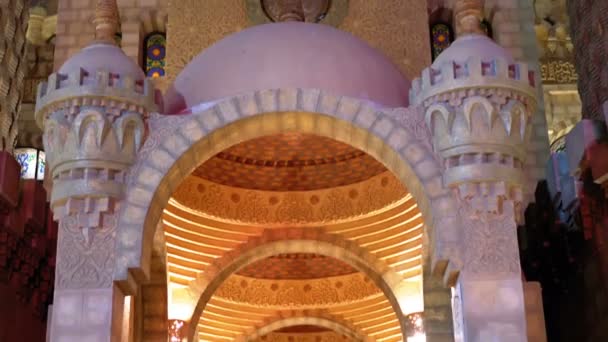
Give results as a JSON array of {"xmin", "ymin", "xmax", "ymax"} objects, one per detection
[{"xmin": 164, "ymin": 22, "xmax": 410, "ymax": 114}]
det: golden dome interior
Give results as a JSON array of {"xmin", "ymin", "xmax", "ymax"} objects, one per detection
[{"xmin": 162, "ymin": 133, "xmax": 425, "ymax": 341}]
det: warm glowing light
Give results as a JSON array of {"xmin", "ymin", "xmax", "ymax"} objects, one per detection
[
  {"xmin": 396, "ymin": 278, "xmax": 424, "ymax": 315},
  {"xmin": 169, "ymin": 286, "xmax": 196, "ymax": 321},
  {"xmin": 406, "ymin": 312, "xmax": 426, "ymax": 342},
  {"xmin": 168, "ymin": 319, "xmax": 188, "ymax": 342}
]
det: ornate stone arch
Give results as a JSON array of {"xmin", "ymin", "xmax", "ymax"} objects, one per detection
[
  {"xmin": 184, "ymin": 227, "xmax": 402, "ymax": 339},
  {"xmin": 236, "ymin": 311, "xmax": 371, "ymax": 342},
  {"xmin": 113, "ymin": 88, "xmax": 462, "ymax": 306}
]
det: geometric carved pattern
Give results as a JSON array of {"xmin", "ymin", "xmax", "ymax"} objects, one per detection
[
  {"xmin": 171, "ymin": 171, "xmax": 407, "ymax": 225},
  {"xmin": 214, "ymin": 273, "xmax": 379, "ymax": 306},
  {"xmin": 236, "ymin": 254, "xmax": 357, "ymax": 280}
]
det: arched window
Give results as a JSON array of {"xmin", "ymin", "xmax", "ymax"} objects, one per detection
[
  {"xmin": 431, "ymin": 22, "xmax": 453, "ymax": 61},
  {"xmin": 144, "ymin": 32, "xmax": 167, "ymax": 78}
]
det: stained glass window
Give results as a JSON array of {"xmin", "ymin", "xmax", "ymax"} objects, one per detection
[
  {"xmin": 144, "ymin": 32, "xmax": 166, "ymax": 78},
  {"xmin": 15, "ymin": 148, "xmax": 45, "ymax": 180},
  {"xmin": 431, "ymin": 23, "xmax": 453, "ymax": 61}
]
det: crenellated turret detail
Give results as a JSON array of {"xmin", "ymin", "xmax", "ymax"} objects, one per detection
[
  {"xmin": 35, "ymin": 68, "xmax": 157, "ymax": 243},
  {"xmin": 411, "ymin": 48, "xmax": 536, "ymax": 221}
]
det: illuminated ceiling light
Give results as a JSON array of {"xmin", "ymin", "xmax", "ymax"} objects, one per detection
[
  {"xmin": 168, "ymin": 319, "xmax": 188, "ymax": 342},
  {"xmin": 405, "ymin": 312, "xmax": 426, "ymax": 342}
]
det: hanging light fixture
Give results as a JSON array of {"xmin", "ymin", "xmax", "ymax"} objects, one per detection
[
  {"xmin": 168, "ymin": 319, "xmax": 188, "ymax": 342},
  {"xmin": 14, "ymin": 148, "xmax": 45, "ymax": 181},
  {"xmin": 405, "ymin": 312, "xmax": 426, "ymax": 342}
]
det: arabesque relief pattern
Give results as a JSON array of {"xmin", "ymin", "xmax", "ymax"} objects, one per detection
[
  {"xmin": 172, "ymin": 172, "xmax": 407, "ymax": 225},
  {"xmin": 55, "ymin": 213, "xmax": 118, "ymax": 289},
  {"xmin": 167, "ymin": 0, "xmax": 430, "ymax": 83},
  {"xmin": 34, "ymin": 69, "xmax": 156, "ymax": 288},
  {"xmin": 215, "ymin": 273, "xmax": 380, "ymax": 307}
]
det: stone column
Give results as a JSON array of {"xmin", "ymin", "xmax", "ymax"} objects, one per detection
[
  {"xmin": 451, "ymin": 204, "xmax": 528, "ymax": 342},
  {"xmin": 34, "ymin": 69, "xmax": 153, "ymax": 340},
  {"xmin": 411, "ymin": 2, "xmax": 538, "ymax": 339},
  {"xmin": 34, "ymin": 1, "xmax": 157, "ymax": 340}
]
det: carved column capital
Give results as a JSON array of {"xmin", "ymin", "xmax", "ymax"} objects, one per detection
[
  {"xmin": 412, "ymin": 57, "xmax": 536, "ymax": 222},
  {"xmin": 35, "ymin": 70, "xmax": 155, "ymax": 245}
]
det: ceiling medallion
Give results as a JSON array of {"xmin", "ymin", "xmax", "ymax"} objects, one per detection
[{"xmin": 246, "ymin": 0, "xmax": 349, "ymax": 27}]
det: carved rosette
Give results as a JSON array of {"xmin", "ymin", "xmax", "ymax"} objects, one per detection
[
  {"xmin": 411, "ymin": 57, "xmax": 537, "ymax": 220},
  {"xmin": 34, "ymin": 69, "xmax": 157, "ymax": 243}
]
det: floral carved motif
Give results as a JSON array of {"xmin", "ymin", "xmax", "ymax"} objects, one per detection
[{"xmin": 55, "ymin": 213, "xmax": 118, "ymax": 289}]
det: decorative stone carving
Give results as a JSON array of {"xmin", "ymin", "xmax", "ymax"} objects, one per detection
[
  {"xmin": 261, "ymin": 0, "xmax": 328, "ymax": 22},
  {"xmin": 459, "ymin": 198, "xmax": 520, "ymax": 274},
  {"xmin": 34, "ymin": 0, "xmax": 157, "ymax": 247},
  {"xmin": 35, "ymin": 70, "xmax": 154, "ymax": 244},
  {"xmin": 214, "ymin": 273, "xmax": 380, "ymax": 308},
  {"xmin": 246, "ymin": 0, "xmax": 348, "ymax": 26},
  {"xmin": 411, "ymin": 19, "xmax": 536, "ymax": 219},
  {"xmin": 541, "ymin": 59, "xmax": 578, "ymax": 84},
  {"xmin": 171, "ymin": 172, "xmax": 408, "ymax": 225}
]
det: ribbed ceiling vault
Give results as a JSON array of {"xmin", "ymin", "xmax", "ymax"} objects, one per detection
[{"xmin": 162, "ymin": 134, "xmax": 424, "ymax": 342}]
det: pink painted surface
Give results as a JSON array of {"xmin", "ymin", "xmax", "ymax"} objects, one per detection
[
  {"xmin": 164, "ymin": 22, "xmax": 410, "ymax": 114},
  {"xmin": 432, "ymin": 33, "xmax": 515, "ymax": 67},
  {"xmin": 59, "ymin": 42, "xmax": 145, "ymax": 80}
]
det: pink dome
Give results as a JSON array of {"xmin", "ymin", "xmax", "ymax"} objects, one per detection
[
  {"xmin": 164, "ymin": 22, "xmax": 410, "ymax": 114},
  {"xmin": 432, "ymin": 34, "xmax": 515, "ymax": 67},
  {"xmin": 59, "ymin": 42, "xmax": 145, "ymax": 80}
]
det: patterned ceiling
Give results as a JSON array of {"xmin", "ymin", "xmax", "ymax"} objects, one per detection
[
  {"xmin": 274, "ymin": 325, "xmax": 331, "ymax": 333},
  {"xmin": 191, "ymin": 133, "xmax": 388, "ymax": 191},
  {"xmin": 236, "ymin": 253, "xmax": 358, "ymax": 280}
]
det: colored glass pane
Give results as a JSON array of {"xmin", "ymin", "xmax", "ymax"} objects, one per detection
[
  {"xmin": 145, "ymin": 33, "xmax": 166, "ymax": 78},
  {"xmin": 37, "ymin": 151, "xmax": 46, "ymax": 181},
  {"xmin": 431, "ymin": 23, "xmax": 452, "ymax": 61},
  {"xmin": 15, "ymin": 148, "xmax": 44, "ymax": 180}
]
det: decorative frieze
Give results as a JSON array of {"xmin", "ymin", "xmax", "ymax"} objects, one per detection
[{"xmin": 540, "ymin": 59, "xmax": 578, "ymax": 84}]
